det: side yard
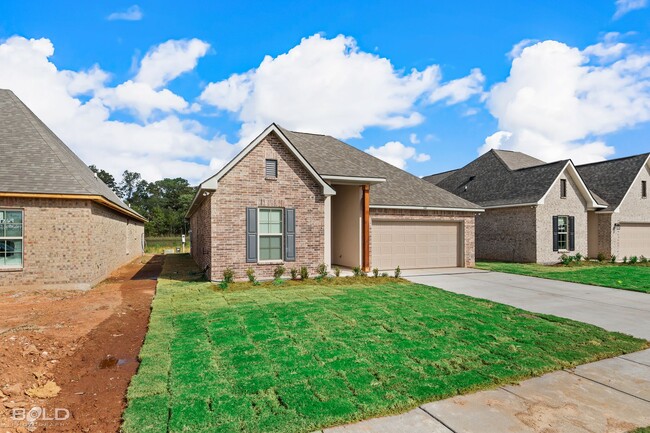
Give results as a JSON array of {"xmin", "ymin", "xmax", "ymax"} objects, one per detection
[
  {"xmin": 122, "ymin": 254, "xmax": 647, "ymax": 433},
  {"xmin": 476, "ymin": 261, "xmax": 650, "ymax": 294}
]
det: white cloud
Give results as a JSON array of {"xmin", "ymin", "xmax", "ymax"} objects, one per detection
[
  {"xmin": 0, "ymin": 36, "xmax": 233, "ymax": 183},
  {"xmin": 409, "ymin": 133, "xmax": 420, "ymax": 144},
  {"xmin": 482, "ymin": 39, "xmax": 650, "ymax": 163},
  {"xmin": 508, "ymin": 39, "xmax": 539, "ymax": 59},
  {"xmin": 136, "ymin": 38, "xmax": 210, "ymax": 89},
  {"xmin": 107, "ymin": 5, "xmax": 143, "ymax": 21},
  {"xmin": 583, "ymin": 33, "xmax": 627, "ymax": 61},
  {"xmin": 200, "ymin": 33, "xmax": 481, "ymax": 143},
  {"xmin": 429, "ymin": 68, "xmax": 485, "ymax": 105},
  {"xmin": 97, "ymin": 80, "xmax": 189, "ymax": 119},
  {"xmin": 614, "ymin": 0, "xmax": 647, "ymax": 19},
  {"xmin": 365, "ymin": 141, "xmax": 430, "ymax": 169}
]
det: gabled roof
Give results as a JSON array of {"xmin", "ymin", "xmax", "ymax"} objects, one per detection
[
  {"xmin": 577, "ymin": 153, "xmax": 650, "ymax": 211},
  {"xmin": 422, "ymin": 169, "xmax": 457, "ymax": 185},
  {"xmin": 430, "ymin": 149, "xmax": 602, "ymax": 209},
  {"xmin": 0, "ymin": 90, "xmax": 144, "ymax": 221},
  {"xmin": 279, "ymin": 128, "xmax": 482, "ymax": 210},
  {"xmin": 187, "ymin": 124, "xmax": 482, "ymax": 217}
]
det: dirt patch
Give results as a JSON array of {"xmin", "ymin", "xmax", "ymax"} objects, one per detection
[{"xmin": 0, "ymin": 255, "xmax": 163, "ymax": 433}]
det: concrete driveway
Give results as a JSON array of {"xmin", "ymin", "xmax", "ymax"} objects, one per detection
[{"xmin": 406, "ymin": 269, "xmax": 650, "ymax": 339}]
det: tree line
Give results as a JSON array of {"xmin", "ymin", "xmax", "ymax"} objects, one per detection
[{"xmin": 89, "ymin": 166, "xmax": 195, "ymax": 237}]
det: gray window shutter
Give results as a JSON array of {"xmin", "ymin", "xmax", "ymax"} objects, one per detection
[
  {"xmin": 568, "ymin": 216, "xmax": 575, "ymax": 251},
  {"xmin": 246, "ymin": 208, "xmax": 257, "ymax": 263},
  {"xmin": 285, "ymin": 208, "xmax": 295, "ymax": 261},
  {"xmin": 552, "ymin": 216, "xmax": 559, "ymax": 251}
]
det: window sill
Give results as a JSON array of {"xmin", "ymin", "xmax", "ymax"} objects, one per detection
[
  {"xmin": 0, "ymin": 267, "xmax": 24, "ymax": 272},
  {"xmin": 258, "ymin": 260, "xmax": 284, "ymax": 265},
  {"xmin": 265, "ymin": 177, "xmax": 278, "ymax": 181}
]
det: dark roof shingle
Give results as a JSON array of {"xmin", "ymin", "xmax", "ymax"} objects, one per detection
[
  {"xmin": 577, "ymin": 153, "xmax": 650, "ymax": 211},
  {"xmin": 279, "ymin": 128, "xmax": 482, "ymax": 210},
  {"xmin": 0, "ymin": 89, "xmax": 143, "ymax": 219}
]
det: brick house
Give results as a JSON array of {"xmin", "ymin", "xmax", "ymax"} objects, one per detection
[
  {"xmin": 577, "ymin": 153, "xmax": 650, "ymax": 259},
  {"xmin": 0, "ymin": 89, "xmax": 145, "ymax": 290},
  {"xmin": 186, "ymin": 124, "xmax": 483, "ymax": 281},
  {"xmin": 425, "ymin": 149, "xmax": 649, "ymax": 263}
]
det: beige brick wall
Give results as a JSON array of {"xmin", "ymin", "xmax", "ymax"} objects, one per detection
[
  {"xmin": 189, "ymin": 194, "xmax": 212, "ymax": 273},
  {"xmin": 0, "ymin": 197, "xmax": 143, "ymax": 290},
  {"xmin": 370, "ymin": 208, "xmax": 476, "ymax": 267},
  {"xmin": 475, "ymin": 206, "xmax": 537, "ymax": 262},
  {"xmin": 536, "ymin": 171, "xmax": 589, "ymax": 264},
  {"xmin": 610, "ymin": 161, "xmax": 650, "ymax": 258},
  {"xmin": 204, "ymin": 132, "xmax": 326, "ymax": 281}
]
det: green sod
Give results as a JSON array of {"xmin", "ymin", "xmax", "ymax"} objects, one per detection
[
  {"xmin": 123, "ymin": 254, "xmax": 647, "ymax": 433},
  {"xmin": 476, "ymin": 261, "xmax": 650, "ymax": 294}
]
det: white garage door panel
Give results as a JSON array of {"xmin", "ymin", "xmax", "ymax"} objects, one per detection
[
  {"xmin": 371, "ymin": 221, "xmax": 461, "ymax": 270},
  {"xmin": 619, "ymin": 223, "xmax": 650, "ymax": 258}
]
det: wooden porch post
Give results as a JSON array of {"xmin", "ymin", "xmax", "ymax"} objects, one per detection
[{"xmin": 362, "ymin": 184, "xmax": 370, "ymax": 272}]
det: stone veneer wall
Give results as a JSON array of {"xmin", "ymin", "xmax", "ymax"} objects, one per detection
[
  {"xmin": 0, "ymin": 197, "xmax": 143, "ymax": 290},
  {"xmin": 206, "ymin": 132, "xmax": 326, "ymax": 281},
  {"xmin": 475, "ymin": 206, "xmax": 537, "ymax": 263},
  {"xmin": 370, "ymin": 208, "xmax": 477, "ymax": 268}
]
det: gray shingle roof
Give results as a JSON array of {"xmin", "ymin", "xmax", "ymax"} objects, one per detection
[
  {"xmin": 422, "ymin": 169, "xmax": 458, "ymax": 185},
  {"xmin": 492, "ymin": 149, "xmax": 546, "ymax": 170},
  {"xmin": 431, "ymin": 150, "xmax": 571, "ymax": 207},
  {"xmin": 0, "ymin": 89, "xmax": 143, "ymax": 220},
  {"xmin": 577, "ymin": 153, "xmax": 650, "ymax": 211},
  {"xmin": 279, "ymin": 128, "xmax": 482, "ymax": 210}
]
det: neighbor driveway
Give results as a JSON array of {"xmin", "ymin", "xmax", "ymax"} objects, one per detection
[{"xmin": 405, "ymin": 269, "xmax": 650, "ymax": 339}]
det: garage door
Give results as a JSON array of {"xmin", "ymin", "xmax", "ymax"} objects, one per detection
[
  {"xmin": 619, "ymin": 223, "xmax": 650, "ymax": 258},
  {"xmin": 371, "ymin": 220, "xmax": 461, "ymax": 270}
]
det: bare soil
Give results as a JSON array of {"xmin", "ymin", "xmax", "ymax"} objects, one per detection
[{"xmin": 0, "ymin": 254, "xmax": 162, "ymax": 433}]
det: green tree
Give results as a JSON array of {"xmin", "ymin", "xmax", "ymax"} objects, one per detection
[{"xmin": 89, "ymin": 165, "xmax": 118, "ymax": 193}]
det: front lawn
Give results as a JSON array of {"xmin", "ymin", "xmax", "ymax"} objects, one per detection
[
  {"xmin": 123, "ymin": 255, "xmax": 647, "ymax": 433},
  {"xmin": 476, "ymin": 261, "xmax": 650, "ymax": 294}
]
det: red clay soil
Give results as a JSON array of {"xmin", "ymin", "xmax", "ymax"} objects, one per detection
[{"xmin": 0, "ymin": 254, "xmax": 163, "ymax": 433}]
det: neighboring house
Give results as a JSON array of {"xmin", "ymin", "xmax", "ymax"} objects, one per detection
[
  {"xmin": 577, "ymin": 153, "xmax": 650, "ymax": 259},
  {"xmin": 186, "ymin": 124, "xmax": 482, "ymax": 281},
  {"xmin": 424, "ymin": 149, "xmax": 606, "ymax": 264},
  {"xmin": 0, "ymin": 89, "xmax": 145, "ymax": 290}
]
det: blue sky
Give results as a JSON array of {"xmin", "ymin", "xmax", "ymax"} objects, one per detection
[{"xmin": 1, "ymin": 0, "xmax": 649, "ymax": 183}]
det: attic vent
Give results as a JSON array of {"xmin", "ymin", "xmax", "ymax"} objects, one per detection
[{"xmin": 265, "ymin": 159, "xmax": 278, "ymax": 178}]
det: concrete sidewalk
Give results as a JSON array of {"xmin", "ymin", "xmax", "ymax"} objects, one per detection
[{"xmin": 320, "ymin": 349, "xmax": 650, "ymax": 433}]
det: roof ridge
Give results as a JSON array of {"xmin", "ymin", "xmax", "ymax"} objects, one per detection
[
  {"xmin": 512, "ymin": 159, "xmax": 569, "ymax": 172},
  {"xmin": 576, "ymin": 152, "xmax": 650, "ymax": 167},
  {"xmin": 488, "ymin": 149, "xmax": 516, "ymax": 172}
]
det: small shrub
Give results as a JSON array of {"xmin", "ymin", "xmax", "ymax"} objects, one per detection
[
  {"xmin": 223, "ymin": 267, "xmax": 235, "ymax": 283},
  {"xmin": 372, "ymin": 268, "xmax": 379, "ymax": 277},
  {"xmin": 290, "ymin": 267, "xmax": 298, "ymax": 280},
  {"xmin": 629, "ymin": 256, "xmax": 638, "ymax": 264},
  {"xmin": 352, "ymin": 266, "xmax": 362, "ymax": 277},
  {"xmin": 334, "ymin": 267, "xmax": 341, "ymax": 277},
  {"xmin": 272, "ymin": 278, "xmax": 284, "ymax": 286},
  {"xmin": 314, "ymin": 275, "xmax": 323, "ymax": 282},
  {"xmin": 218, "ymin": 280, "xmax": 228, "ymax": 290},
  {"xmin": 610, "ymin": 255, "xmax": 617, "ymax": 263},
  {"xmin": 560, "ymin": 254, "xmax": 571, "ymax": 266},
  {"xmin": 381, "ymin": 272, "xmax": 389, "ymax": 277},
  {"xmin": 300, "ymin": 266, "xmax": 309, "ymax": 280},
  {"xmin": 394, "ymin": 265, "xmax": 401, "ymax": 278},
  {"xmin": 360, "ymin": 270, "xmax": 368, "ymax": 277},
  {"xmin": 273, "ymin": 265, "xmax": 286, "ymax": 279},
  {"xmin": 246, "ymin": 267, "xmax": 256, "ymax": 283},
  {"xmin": 574, "ymin": 252, "xmax": 582, "ymax": 262},
  {"xmin": 597, "ymin": 252, "xmax": 606, "ymax": 262},
  {"xmin": 641, "ymin": 255, "xmax": 648, "ymax": 264},
  {"xmin": 317, "ymin": 263, "xmax": 328, "ymax": 278},
  {"xmin": 252, "ymin": 280, "xmax": 261, "ymax": 286},
  {"xmin": 623, "ymin": 256, "xmax": 628, "ymax": 264}
]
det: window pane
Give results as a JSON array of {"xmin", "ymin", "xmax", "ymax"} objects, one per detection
[
  {"xmin": 5, "ymin": 223, "xmax": 22, "ymax": 237},
  {"xmin": 259, "ymin": 248, "xmax": 270, "ymax": 261},
  {"xmin": 259, "ymin": 209, "xmax": 270, "ymax": 224},
  {"xmin": 557, "ymin": 217, "xmax": 567, "ymax": 233},
  {"xmin": 0, "ymin": 224, "xmax": 4, "ymax": 237},
  {"xmin": 558, "ymin": 234, "xmax": 567, "ymax": 250},
  {"xmin": 7, "ymin": 211, "xmax": 22, "ymax": 224},
  {"xmin": 259, "ymin": 235, "xmax": 282, "ymax": 261},
  {"xmin": 11, "ymin": 240, "xmax": 22, "ymax": 253},
  {"xmin": 5, "ymin": 252, "xmax": 22, "ymax": 267},
  {"xmin": 260, "ymin": 237, "xmax": 270, "ymax": 249},
  {"xmin": 269, "ymin": 210, "xmax": 282, "ymax": 223}
]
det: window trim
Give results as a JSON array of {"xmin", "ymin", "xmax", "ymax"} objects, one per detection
[
  {"xmin": 0, "ymin": 208, "xmax": 24, "ymax": 270},
  {"xmin": 257, "ymin": 207, "xmax": 283, "ymax": 263},
  {"xmin": 560, "ymin": 179, "xmax": 567, "ymax": 199},
  {"xmin": 265, "ymin": 159, "xmax": 278, "ymax": 179},
  {"xmin": 556, "ymin": 215, "xmax": 569, "ymax": 251},
  {"xmin": 643, "ymin": 180, "xmax": 647, "ymax": 199}
]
